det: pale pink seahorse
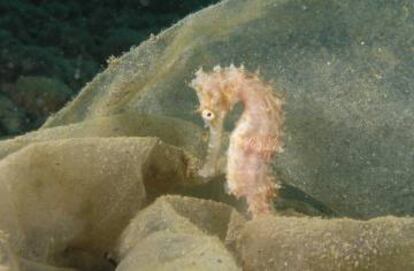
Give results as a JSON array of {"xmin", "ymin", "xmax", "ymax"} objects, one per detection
[{"xmin": 190, "ymin": 65, "xmax": 284, "ymax": 218}]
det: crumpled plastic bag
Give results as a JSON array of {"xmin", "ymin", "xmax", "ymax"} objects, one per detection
[
  {"xmin": 117, "ymin": 195, "xmax": 243, "ymax": 271},
  {"xmin": 236, "ymin": 215, "xmax": 414, "ymax": 271},
  {"xmin": 0, "ymin": 137, "xmax": 200, "ymax": 270}
]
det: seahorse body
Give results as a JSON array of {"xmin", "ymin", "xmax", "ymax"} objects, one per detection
[{"xmin": 190, "ymin": 65, "xmax": 284, "ymax": 218}]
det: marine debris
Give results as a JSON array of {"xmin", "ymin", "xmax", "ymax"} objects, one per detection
[{"xmin": 190, "ymin": 65, "xmax": 284, "ymax": 218}]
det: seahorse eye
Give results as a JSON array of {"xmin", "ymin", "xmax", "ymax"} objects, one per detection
[{"xmin": 202, "ymin": 109, "xmax": 215, "ymax": 121}]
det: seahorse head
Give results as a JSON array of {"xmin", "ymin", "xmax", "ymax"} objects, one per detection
[{"xmin": 190, "ymin": 65, "xmax": 242, "ymax": 128}]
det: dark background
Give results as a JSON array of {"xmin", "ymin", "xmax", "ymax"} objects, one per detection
[{"xmin": 0, "ymin": 0, "xmax": 220, "ymax": 137}]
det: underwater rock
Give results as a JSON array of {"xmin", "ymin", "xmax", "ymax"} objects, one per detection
[
  {"xmin": 0, "ymin": 94, "xmax": 27, "ymax": 136},
  {"xmin": 117, "ymin": 195, "xmax": 242, "ymax": 271},
  {"xmin": 40, "ymin": 0, "xmax": 414, "ymax": 218},
  {"xmin": 236, "ymin": 215, "xmax": 414, "ymax": 271},
  {"xmin": 13, "ymin": 76, "xmax": 73, "ymax": 126},
  {"xmin": 0, "ymin": 137, "xmax": 199, "ymax": 269},
  {"xmin": 0, "ymin": 0, "xmax": 218, "ymax": 95}
]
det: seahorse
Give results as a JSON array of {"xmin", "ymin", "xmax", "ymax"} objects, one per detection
[{"xmin": 190, "ymin": 65, "xmax": 284, "ymax": 218}]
